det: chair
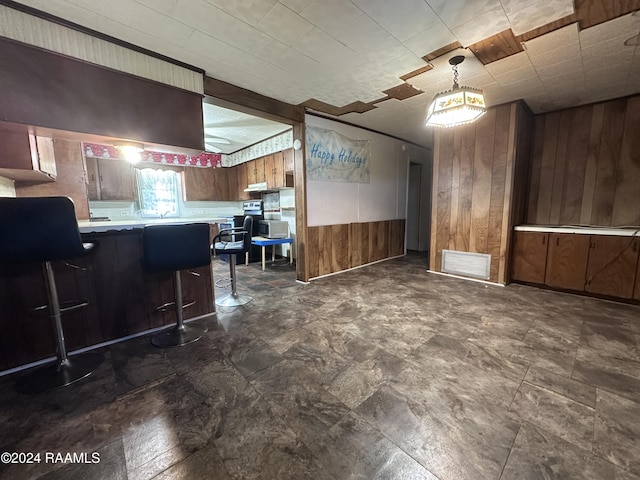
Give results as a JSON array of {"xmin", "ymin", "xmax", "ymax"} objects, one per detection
[
  {"xmin": 0, "ymin": 196, "xmax": 103, "ymax": 394},
  {"xmin": 212, "ymin": 215, "xmax": 253, "ymax": 307},
  {"xmin": 142, "ymin": 222, "xmax": 211, "ymax": 347}
]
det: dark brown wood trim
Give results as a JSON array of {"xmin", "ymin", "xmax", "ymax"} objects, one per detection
[
  {"xmin": 0, "ymin": 0, "xmax": 205, "ymax": 74},
  {"xmin": 204, "ymin": 77, "xmax": 304, "ymax": 124}
]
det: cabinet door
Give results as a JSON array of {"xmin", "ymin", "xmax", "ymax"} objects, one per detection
[
  {"xmin": 97, "ymin": 159, "xmax": 136, "ymax": 200},
  {"xmin": 586, "ymin": 236, "xmax": 640, "ymax": 299},
  {"xmin": 545, "ymin": 233, "xmax": 590, "ymax": 291},
  {"xmin": 247, "ymin": 157, "xmax": 265, "ymax": 185},
  {"xmin": 225, "ymin": 166, "xmax": 237, "ymax": 201},
  {"xmin": 184, "ymin": 167, "xmax": 215, "ymax": 201},
  {"xmin": 635, "ymin": 253, "xmax": 640, "ymax": 301},
  {"xmin": 211, "ymin": 167, "xmax": 229, "ymax": 200},
  {"xmin": 86, "ymin": 157, "xmax": 101, "ymax": 200},
  {"xmin": 264, "ymin": 154, "xmax": 275, "ymax": 187},
  {"xmin": 235, "ymin": 162, "xmax": 249, "ymax": 200},
  {"xmin": 283, "ymin": 148, "xmax": 294, "ymax": 173},
  {"xmin": 0, "ymin": 130, "xmax": 56, "ymax": 181},
  {"xmin": 511, "ymin": 231, "xmax": 548, "ymax": 284},
  {"xmin": 272, "ymin": 151, "xmax": 285, "ymax": 188}
]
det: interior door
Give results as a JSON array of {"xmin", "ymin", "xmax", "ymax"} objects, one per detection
[{"xmin": 406, "ymin": 162, "xmax": 421, "ymax": 251}]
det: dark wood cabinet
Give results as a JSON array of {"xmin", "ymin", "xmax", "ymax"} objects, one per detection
[
  {"xmin": 86, "ymin": 158, "xmax": 136, "ymax": 201},
  {"xmin": 211, "ymin": 167, "xmax": 230, "ymax": 200},
  {"xmin": 264, "ymin": 151, "xmax": 285, "ymax": 188},
  {"xmin": 511, "ymin": 231, "xmax": 549, "ymax": 284},
  {"xmin": 283, "ymin": 148, "xmax": 294, "ymax": 173},
  {"xmin": 0, "ymin": 229, "xmax": 215, "ymax": 371},
  {"xmin": 247, "ymin": 158, "xmax": 265, "ymax": 185},
  {"xmin": 586, "ymin": 236, "xmax": 640, "ymax": 299},
  {"xmin": 234, "ymin": 162, "xmax": 250, "ymax": 200},
  {"xmin": 635, "ymin": 256, "xmax": 640, "ymax": 301},
  {"xmin": 545, "ymin": 233, "xmax": 590, "ymax": 291},
  {"xmin": 511, "ymin": 229, "xmax": 640, "ymax": 301},
  {"xmin": 184, "ymin": 166, "xmax": 214, "ymax": 201},
  {"xmin": 0, "ymin": 127, "xmax": 56, "ymax": 181}
]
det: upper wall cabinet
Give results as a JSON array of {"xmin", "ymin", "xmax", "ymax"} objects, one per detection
[
  {"xmin": 0, "ymin": 126, "xmax": 56, "ymax": 182},
  {"xmin": 0, "ymin": 37, "xmax": 204, "ymax": 150},
  {"xmin": 86, "ymin": 158, "xmax": 135, "ymax": 201}
]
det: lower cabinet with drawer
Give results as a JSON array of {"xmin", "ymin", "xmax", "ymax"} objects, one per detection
[{"xmin": 511, "ymin": 229, "xmax": 640, "ymax": 302}]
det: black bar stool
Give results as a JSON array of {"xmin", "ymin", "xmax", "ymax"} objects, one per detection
[
  {"xmin": 142, "ymin": 223, "xmax": 211, "ymax": 347},
  {"xmin": 0, "ymin": 196, "xmax": 103, "ymax": 394},
  {"xmin": 212, "ymin": 215, "xmax": 253, "ymax": 307}
]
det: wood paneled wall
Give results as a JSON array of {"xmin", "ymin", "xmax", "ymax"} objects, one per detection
[
  {"xmin": 16, "ymin": 139, "xmax": 90, "ymax": 219},
  {"xmin": 526, "ymin": 95, "xmax": 640, "ymax": 227},
  {"xmin": 430, "ymin": 102, "xmax": 533, "ymax": 284},
  {"xmin": 306, "ymin": 219, "xmax": 405, "ymax": 278}
]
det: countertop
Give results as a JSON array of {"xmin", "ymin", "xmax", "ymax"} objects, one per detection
[
  {"xmin": 514, "ymin": 225, "xmax": 640, "ymax": 236},
  {"xmin": 78, "ymin": 217, "xmax": 228, "ymax": 233}
]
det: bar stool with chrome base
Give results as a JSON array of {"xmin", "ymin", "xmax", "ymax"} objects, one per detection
[
  {"xmin": 143, "ymin": 223, "xmax": 211, "ymax": 347},
  {"xmin": 212, "ymin": 215, "xmax": 253, "ymax": 307},
  {"xmin": 0, "ymin": 196, "xmax": 104, "ymax": 394}
]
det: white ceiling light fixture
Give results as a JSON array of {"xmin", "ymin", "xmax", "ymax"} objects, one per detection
[
  {"xmin": 425, "ymin": 55, "xmax": 487, "ymax": 128},
  {"xmin": 115, "ymin": 142, "xmax": 144, "ymax": 163}
]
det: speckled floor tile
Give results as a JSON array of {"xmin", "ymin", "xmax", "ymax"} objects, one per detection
[
  {"xmin": 510, "ymin": 381, "xmax": 595, "ymax": 451},
  {"xmin": 308, "ymin": 412, "xmax": 438, "ymax": 479},
  {"xmin": 594, "ymin": 389, "xmax": 640, "ymax": 476},
  {"xmin": 2, "ymin": 252, "xmax": 640, "ymax": 480},
  {"xmin": 500, "ymin": 422, "xmax": 615, "ymax": 480}
]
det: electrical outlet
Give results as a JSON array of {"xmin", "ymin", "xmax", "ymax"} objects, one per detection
[{"xmin": 120, "ymin": 211, "xmax": 128, "ymax": 216}]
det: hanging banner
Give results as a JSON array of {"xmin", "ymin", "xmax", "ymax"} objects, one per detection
[{"xmin": 306, "ymin": 126, "xmax": 370, "ymax": 183}]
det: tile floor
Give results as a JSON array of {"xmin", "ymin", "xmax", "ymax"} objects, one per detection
[{"xmin": 1, "ymin": 252, "xmax": 640, "ymax": 479}]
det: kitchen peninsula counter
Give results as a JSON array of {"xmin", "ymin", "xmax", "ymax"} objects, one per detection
[
  {"xmin": 0, "ymin": 218, "xmax": 219, "ymax": 372},
  {"xmin": 78, "ymin": 216, "xmax": 229, "ymax": 233}
]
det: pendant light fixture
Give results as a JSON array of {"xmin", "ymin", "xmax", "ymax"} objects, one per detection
[{"xmin": 425, "ymin": 55, "xmax": 486, "ymax": 128}]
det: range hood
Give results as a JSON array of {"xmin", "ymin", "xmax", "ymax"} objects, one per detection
[{"xmin": 244, "ymin": 182, "xmax": 271, "ymax": 192}]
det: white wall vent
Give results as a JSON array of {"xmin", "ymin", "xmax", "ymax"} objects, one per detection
[{"xmin": 441, "ymin": 250, "xmax": 491, "ymax": 280}]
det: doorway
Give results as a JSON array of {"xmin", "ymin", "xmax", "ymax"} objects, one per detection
[{"xmin": 407, "ymin": 161, "xmax": 422, "ymax": 251}]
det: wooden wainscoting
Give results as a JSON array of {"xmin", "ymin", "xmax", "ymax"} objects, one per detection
[
  {"xmin": 430, "ymin": 101, "xmax": 533, "ymax": 285},
  {"xmin": 307, "ymin": 219, "xmax": 405, "ymax": 278},
  {"xmin": 526, "ymin": 94, "xmax": 640, "ymax": 227}
]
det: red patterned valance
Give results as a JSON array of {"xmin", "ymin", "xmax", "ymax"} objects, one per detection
[{"xmin": 83, "ymin": 143, "xmax": 222, "ymax": 168}]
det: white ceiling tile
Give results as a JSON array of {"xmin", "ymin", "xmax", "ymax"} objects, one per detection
[
  {"xmin": 484, "ymin": 52, "xmax": 535, "ymax": 77},
  {"xmin": 449, "ymin": 6, "xmax": 512, "ymax": 46},
  {"xmin": 579, "ymin": 11, "xmax": 640, "ymax": 48},
  {"xmin": 172, "ymin": 0, "xmax": 272, "ymax": 54},
  {"xmin": 524, "ymin": 23, "xmax": 579, "ymax": 59},
  {"xmin": 279, "ymin": 0, "xmax": 314, "ymax": 14},
  {"xmin": 402, "ymin": 21, "xmax": 457, "ymax": 57},
  {"xmin": 502, "ymin": 0, "xmax": 574, "ymax": 36},
  {"xmin": 296, "ymin": 27, "xmax": 359, "ymax": 68},
  {"xmin": 333, "ymin": 13, "xmax": 400, "ymax": 55},
  {"xmin": 351, "ymin": 0, "xmax": 439, "ymax": 42},
  {"xmin": 134, "ymin": 0, "xmax": 176, "ymax": 15},
  {"xmin": 257, "ymin": 3, "xmax": 314, "ymax": 44},
  {"xmin": 206, "ymin": 0, "xmax": 279, "ymax": 27},
  {"xmin": 428, "ymin": 0, "xmax": 502, "ymax": 29},
  {"xmin": 298, "ymin": 0, "xmax": 364, "ymax": 36}
]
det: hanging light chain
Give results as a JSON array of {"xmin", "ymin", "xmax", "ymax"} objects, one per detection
[{"xmin": 452, "ymin": 63, "xmax": 459, "ymax": 88}]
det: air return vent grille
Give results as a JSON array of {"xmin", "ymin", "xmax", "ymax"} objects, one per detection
[{"xmin": 441, "ymin": 250, "xmax": 491, "ymax": 280}]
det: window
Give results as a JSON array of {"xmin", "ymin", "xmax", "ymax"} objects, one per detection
[{"xmin": 136, "ymin": 168, "xmax": 181, "ymax": 217}]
